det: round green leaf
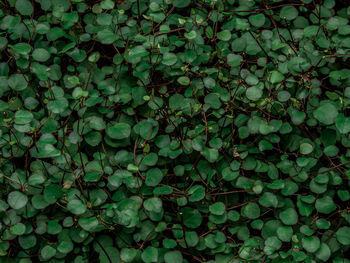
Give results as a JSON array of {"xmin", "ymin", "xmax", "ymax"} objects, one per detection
[
  {"xmin": 41, "ymin": 245, "xmax": 56, "ymax": 260},
  {"xmin": 141, "ymin": 247, "xmax": 158, "ymax": 263},
  {"xmin": 162, "ymin": 53, "xmax": 178, "ymax": 66},
  {"xmin": 280, "ymin": 6, "xmax": 298, "ymax": 20},
  {"xmin": 259, "ymin": 192, "xmax": 278, "ymax": 208},
  {"xmin": 144, "ymin": 197, "xmax": 162, "ymax": 213},
  {"xmin": 315, "ymin": 243, "xmax": 331, "ymax": 262},
  {"xmin": 302, "ymin": 236, "xmax": 320, "ymax": 253},
  {"xmin": 67, "ymin": 200, "xmax": 86, "ymax": 215},
  {"xmin": 227, "ymin": 54, "xmax": 242, "ymax": 67},
  {"xmin": 8, "ymin": 191, "xmax": 28, "ymax": 210},
  {"xmin": 15, "ymin": 0, "xmax": 33, "ymax": 16},
  {"xmin": 336, "ymin": 227, "xmax": 350, "ymax": 245},
  {"xmin": 177, "ymin": 76, "xmax": 190, "ymax": 86},
  {"xmin": 164, "ymin": 251, "xmax": 183, "ymax": 263},
  {"xmin": 246, "ymin": 86, "xmax": 262, "ymax": 101},
  {"xmin": 315, "ymin": 196, "xmax": 336, "ymax": 214},
  {"xmin": 182, "ymin": 207, "xmax": 202, "ymax": 229},
  {"xmin": 249, "ymin": 14, "xmax": 266, "ymax": 28},
  {"xmin": 300, "ymin": 143, "xmax": 313, "ymax": 155},
  {"xmin": 32, "ymin": 48, "xmax": 50, "ymax": 62},
  {"xmin": 145, "ymin": 168, "xmax": 163, "ymax": 187},
  {"xmin": 242, "ymin": 202, "xmax": 260, "ymax": 219},
  {"xmin": 269, "ymin": 71, "xmax": 284, "ymax": 84},
  {"xmin": 107, "ymin": 123, "xmax": 131, "ymax": 140},
  {"xmin": 217, "ymin": 30, "xmax": 231, "ymax": 41},
  {"xmin": 314, "ymin": 103, "xmax": 338, "ymax": 125},
  {"xmin": 8, "ymin": 74, "xmax": 28, "ymax": 91},
  {"xmin": 10, "ymin": 223, "xmax": 26, "ymax": 236},
  {"xmin": 15, "ymin": 110, "xmax": 33, "ymax": 125},
  {"xmin": 279, "ymin": 208, "xmax": 298, "ymax": 225},
  {"xmin": 209, "ymin": 202, "xmax": 226, "ymax": 216}
]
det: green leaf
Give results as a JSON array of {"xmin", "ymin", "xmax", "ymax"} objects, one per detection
[
  {"xmin": 336, "ymin": 226, "xmax": 350, "ymax": 245},
  {"xmin": 99, "ymin": 247, "xmax": 120, "ymax": 263},
  {"xmin": 37, "ymin": 144, "xmax": 61, "ymax": 158},
  {"xmin": 15, "ymin": 0, "xmax": 33, "ymax": 16},
  {"xmin": 221, "ymin": 167, "xmax": 239, "ymax": 182},
  {"xmin": 78, "ymin": 217, "xmax": 99, "ymax": 231},
  {"xmin": 315, "ymin": 243, "xmax": 331, "ymax": 261},
  {"xmin": 249, "ymin": 14, "xmax": 266, "ymax": 28},
  {"xmin": 280, "ymin": 6, "xmax": 298, "ymax": 20},
  {"xmin": 242, "ymin": 202, "xmax": 260, "ymax": 219},
  {"xmin": 107, "ymin": 123, "xmax": 131, "ymax": 140},
  {"xmin": 41, "ymin": 245, "xmax": 56, "ymax": 260},
  {"xmin": 15, "ymin": 110, "xmax": 33, "ymax": 125},
  {"xmin": 47, "ymin": 98, "xmax": 68, "ymax": 113},
  {"xmin": 0, "ymin": 37, "xmax": 8, "ymax": 50},
  {"xmin": 184, "ymin": 30, "xmax": 197, "ymax": 40},
  {"xmin": 315, "ymin": 196, "xmax": 336, "ymax": 214},
  {"xmin": 162, "ymin": 53, "xmax": 178, "ymax": 66},
  {"xmin": 144, "ymin": 197, "xmax": 162, "ymax": 213},
  {"xmin": 269, "ymin": 71, "xmax": 284, "ymax": 84},
  {"xmin": 329, "ymin": 70, "xmax": 348, "ymax": 80},
  {"xmin": 32, "ymin": 48, "xmax": 50, "ymax": 62},
  {"xmin": 8, "ymin": 191, "xmax": 28, "ymax": 210},
  {"xmin": 204, "ymin": 93, "xmax": 221, "ymax": 109},
  {"xmin": 209, "ymin": 202, "xmax": 226, "ymax": 216},
  {"xmin": 141, "ymin": 247, "xmax": 158, "ymax": 263},
  {"xmin": 19, "ymin": 235, "xmax": 37, "ymax": 249},
  {"xmin": 259, "ymin": 192, "xmax": 278, "ymax": 208},
  {"xmin": 101, "ymin": 0, "xmax": 114, "ymax": 9},
  {"xmin": 67, "ymin": 200, "xmax": 86, "ymax": 215},
  {"xmin": 289, "ymin": 109, "xmax": 306, "ymax": 125},
  {"xmin": 97, "ymin": 30, "xmax": 117, "ymax": 44},
  {"xmin": 44, "ymin": 184, "xmax": 63, "ymax": 204},
  {"xmin": 188, "ymin": 185, "xmax": 205, "ymax": 202},
  {"xmin": 142, "ymin": 152, "xmax": 158, "ymax": 166},
  {"xmin": 88, "ymin": 52, "xmax": 100, "ymax": 63},
  {"xmin": 279, "ymin": 208, "xmax": 298, "ymax": 225},
  {"xmin": 8, "ymin": 74, "xmax": 28, "ymax": 91},
  {"xmin": 201, "ymin": 147, "xmax": 219, "ymax": 163},
  {"xmin": 302, "ymin": 236, "xmax": 320, "ymax": 253},
  {"xmin": 10, "ymin": 223, "xmax": 26, "ymax": 235},
  {"xmin": 182, "ymin": 207, "xmax": 202, "ymax": 229},
  {"xmin": 277, "ymin": 226, "xmax": 293, "ymax": 242},
  {"xmin": 129, "ymin": 46, "xmax": 149, "ymax": 59},
  {"xmin": 185, "ymin": 231, "xmax": 199, "ymax": 247},
  {"xmin": 246, "ymin": 87, "xmax": 262, "ymax": 101},
  {"xmin": 300, "ymin": 143, "xmax": 313, "ymax": 155},
  {"xmin": 164, "ymin": 251, "xmax": 183, "ymax": 263},
  {"xmin": 172, "ymin": 0, "xmax": 191, "ymax": 7},
  {"xmin": 217, "ymin": 30, "xmax": 231, "ymax": 41},
  {"xmin": 335, "ymin": 113, "xmax": 350, "ymax": 134},
  {"xmin": 145, "ymin": 168, "xmax": 163, "ymax": 187},
  {"xmin": 314, "ymin": 103, "xmax": 338, "ymax": 125},
  {"xmin": 227, "ymin": 54, "xmax": 242, "ymax": 67},
  {"xmin": 57, "ymin": 240, "xmax": 74, "ymax": 254},
  {"xmin": 11, "ymin": 43, "xmax": 32, "ymax": 55},
  {"xmin": 108, "ymin": 173, "xmax": 122, "ymax": 188},
  {"xmin": 177, "ymin": 76, "xmax": 190, "ymax": 86},
  {"xmin": 89, "ymin": 117, "xmax": 106, "ymax": 131},
  {"xmin": 85, "ymin": 131, "xmax": 102, "ymax": 146},
  {"xmin": 264, "ymin": 236, "xmax": 282, "ymax": 255},
  {"xmin": 121, "ymin": 248, "xmax": 137, "ymax": 262},
  {"xmin": 323, "ymin": 145, "xmax": 339, "ymax": 157}
]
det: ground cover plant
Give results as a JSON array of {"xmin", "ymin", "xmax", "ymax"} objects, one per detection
[{"xmin": 0, "ymin": 0, "xmax": 350, "ymax": 262}]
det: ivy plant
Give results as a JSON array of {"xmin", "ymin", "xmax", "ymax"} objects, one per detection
[{"xmin": 1, "ymin": 0, "xmax": 350, "ymax": 262}]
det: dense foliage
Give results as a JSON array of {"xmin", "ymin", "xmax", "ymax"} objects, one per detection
[{"xmin": 1, "ymin": 0, "xmax": 350, "ymax": 262}]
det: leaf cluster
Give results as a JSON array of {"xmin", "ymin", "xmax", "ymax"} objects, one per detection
[{"xmin": 0, "ymin": 0, "xmax": 350, "ymax": 262}]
